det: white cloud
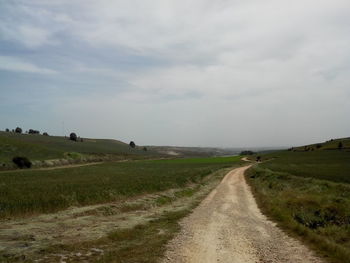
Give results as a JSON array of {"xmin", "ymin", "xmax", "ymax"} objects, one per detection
[
  {"xmin": 0, "ymin": 56, "xmax": 57, "ymax": 74},
  {"xmin": 1, "ymin": 0, "xmax": 350, "ymax": 146}
]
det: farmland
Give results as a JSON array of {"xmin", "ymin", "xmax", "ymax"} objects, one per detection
[
  {"xmin": 0, "ymin": 156, "xmax": 241, "ymax": 218},
  {"xmin": 0, "ymin": 156, "xmax": 242, "ymax": 262}
]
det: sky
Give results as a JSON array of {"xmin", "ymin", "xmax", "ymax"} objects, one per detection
[{"xmin": 1, "ymin": 0, "xmax": 350, "ymax": 148}]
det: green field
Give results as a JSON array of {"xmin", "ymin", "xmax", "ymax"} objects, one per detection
[
  {"xmin": 0, "ymin": 156, "xmax": 241, "ymax": 218},
  {"xmin": 0, "ymin": 131, "xmax": 154, "ymax": 166},
  {"xmin": 259, "ymin": 150, "xmax": 350, "ymax": 183},
  {"xmin": 247, "ymin": 147, "xmax": 350, "ymax": 263}
]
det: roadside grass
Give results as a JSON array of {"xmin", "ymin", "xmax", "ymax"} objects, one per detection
[
  {"xmin": 35, "ymin": 210, "xmax": 190, "ymax": 263},
  {"xmin": 246, "ymin": 165, "xmax": 350, "ymax": 263},
  {"xmin": 0, "ymin": 157, "xmax": 241, "ymax": 218}
]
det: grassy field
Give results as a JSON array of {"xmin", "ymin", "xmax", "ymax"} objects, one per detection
[
  {"xmin": 0, "ymin": 131, "xmax": 154, "ymax": 166},
  {"xmin": 258, "ymin": 150, "xmax": 350, "ymax": 183},
  {"xmin": 0, "ymin": 156, "xmax": 241, "ymax": 218},
  {"xmin": 246, "ymin": 149, "xmax": 350, "ymax": 263}
]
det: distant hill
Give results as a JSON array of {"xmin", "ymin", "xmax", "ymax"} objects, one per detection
[
  {"xmin": 147, "ymin": 146, "xmax": 239, "ymax": 157},
  {"xmin": 0, "ymin": 131, "xmax": 154, "ymax": 166},
  {"xmin": 290, "ymin": 137, "xmax": 350, "ymax": 152}
]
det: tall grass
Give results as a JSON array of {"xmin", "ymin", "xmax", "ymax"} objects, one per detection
[{"xmin": 246, "ymin": 165, "xmax": 350, "ymax": 263}]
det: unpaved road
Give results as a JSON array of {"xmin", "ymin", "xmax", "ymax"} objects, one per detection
[{"xmin": 163, "ymin": 166, "xmax": 324, "ymax": 263}]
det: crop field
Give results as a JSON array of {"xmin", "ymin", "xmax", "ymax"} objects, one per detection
[
  {"xmin": 247, "ymin": 149, "xmax": 350, "ymax": 263},
  {"xmin": 259, "ymin": 150, "xmax": 350, "ymax": 183},
  {"xmin": 0, "ymin": 156, "xmax": 241, "ymax": 219}
]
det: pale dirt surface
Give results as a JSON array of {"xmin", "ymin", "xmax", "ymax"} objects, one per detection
[
  {"xmin": 0, "ymin": 168, "xmax": 231, "ymax": 262},
  {"xmin": 163, "ymin": 166, "xmax": 325, "ymax": 263}
]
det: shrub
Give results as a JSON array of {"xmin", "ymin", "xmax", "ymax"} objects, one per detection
[
  {"xmin": 28, "ymin": 129, "xmax": 40, "ymax": 134},
  {"xmin": 129, "ymin": 141, "xmax": 136, "ymax": 148},
  {"xmin": 256, "ymin": 156, "xmax": 261, "ymax": 162},
  {"xmin": 43, "ymin": 132, "xmax": 49, "ymax": 136},
  {"xmin": 12, "ymin": 157, "xmax": 32, "ymax": 169},
  {"xmin": 338, "ymin": 142, "xmax": 343, "ymax": 150},
  {"xmin": 15, "ymin": 127, "xmax": 22, "ymax": 133},
  {"xmin": 5, "ymin": 128, "xmax": 9, "ymax": 132},
  {"xmin": 316, "ymin": 144, "xmax": 322, "ymax": 149},
  {"xmin": 69, "ymin": 132, "xmax": 77, "ymax": 141}
]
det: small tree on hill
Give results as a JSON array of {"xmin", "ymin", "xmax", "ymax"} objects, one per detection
[
  {"xmin": 338, "ymin": 141, "xmax": 343, "ymax": 150},
  {"xmin": 5, "ymin": 128, "xmax": 9, "ymax": 132},
  {"xmin": 15, "ymin": 127, "xmax": 22, "ymax": 133},
  {"xmin": 43, "ymin": 132, "xmax": 49, "ymax": 136},
  {"xmin": 129, "ymin": 141, "xmax": 136, "ymax": 148},
  {"xmin": 12, "ymin": 157, "xmax": 32, "ymax": 169},
  {"xmin": 69, "ymin": 132, "xmax": 77, "ymax": 141}
]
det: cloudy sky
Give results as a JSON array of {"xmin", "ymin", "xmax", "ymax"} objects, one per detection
[{"xmin": 1, "ymin": 0, "xmax": 349, "ymax": 147}]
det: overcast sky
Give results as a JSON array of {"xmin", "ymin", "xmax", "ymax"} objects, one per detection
[{"xmin": 1, "ymin": 0, "xmax": 349, "ymax": 147}]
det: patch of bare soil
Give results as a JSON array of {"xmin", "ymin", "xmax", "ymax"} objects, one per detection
[
  {"xmin": 163, "ymin": 166, "xmax": 325, "ymax": 263},
  {"xmin": 0, "ymin": 169, "xmax": 230, "ymax": 262}
]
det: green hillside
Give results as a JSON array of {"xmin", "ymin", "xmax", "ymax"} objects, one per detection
[
  {"xmin": 0, "ymin": 131, "xmax": 154, "ymax": 166},
  {"xmin": 291, "ymin": 137, "xmax": 350, "ymax": 151}
]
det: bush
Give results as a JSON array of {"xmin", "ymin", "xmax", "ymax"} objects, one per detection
[
  {"xmin": 15, "ymin": 127, "xmax": 22, "ymax": 134},
  {"xmin": 338, "ymin": 142, "xmax": 343, "ymax": 150},
  {"xmin": 43, "ymin": 132, "xmax": 49, "ymax": 136},
  {"xmin": 28, "ymin": 129, "xmax": 40, "ymax": 134},
  {"xmin": 129, "ymin": 141, "xmax": 136, "ymax": 148},
  {"xmin": 69, "ymin": 132, "xmax": 77, "ymax": 141},
  {"xmin": 12, "ymin": 157, "xmax": 32, "ymax": 169},
  {"xmin": 5, "ymin": 128, "xmax": 9, "ymax": 132}
]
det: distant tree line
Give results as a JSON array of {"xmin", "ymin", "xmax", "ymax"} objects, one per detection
[
  {"xmin": 4, "ymin": 127, "xmax": 49, "ymax": 136},
  {"xmin": 240, "ymin": 150, "xmax": 255, "ymax": 155}
]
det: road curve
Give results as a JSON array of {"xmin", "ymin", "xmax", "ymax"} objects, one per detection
[{"xmin": 163, "ymin": 166, "xmax": 324, "ymax": 263}]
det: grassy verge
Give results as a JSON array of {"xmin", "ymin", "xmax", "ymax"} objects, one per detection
[
  {"xmin": 0, "ymin": 156, "xmax": 241, "ymax": 218},
  {"xmin": 246, "ymin": 165, "xmax": 350, "ymax": 263}
]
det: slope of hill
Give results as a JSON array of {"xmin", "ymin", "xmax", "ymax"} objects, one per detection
[{"xmin": 0, "ymin": 131, "xmax": 154, "ymax": 167}]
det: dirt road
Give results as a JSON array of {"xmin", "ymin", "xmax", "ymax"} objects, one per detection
[{"xmin": 163, "ymin": 166, "xmax": 324, "ymax": 263}]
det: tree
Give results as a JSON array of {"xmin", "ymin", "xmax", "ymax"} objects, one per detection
[
  {"xmin": 28, "ymin": 129, "xmax": 40, "ymax": 134},
  {"xmin": 5, "ymin": 128, "xmax": 9, "ymax": 132},
  {"xmin": 15, "ymin": 127, "xmax": 22, "ymax": 133},
  {"xmin": 256, "ymin": 156, "xmax": 261, "ymax": 162},
  {"xmin": 338, "ymin": 141, "xmax": 343, "ymax": 150},
  {"xmin": 316, "ymin": 144, "xmax": 322, "ymax": 149},
  {"xmin": 12, "ymin": 157, "xmax": 32, "ymax": 169},
  {"xmin": 43, "ymin": 132, "xmax": 49, "ymax": 136},
  {"xmin": 129, "ymin": 141, "xmax": 136, "ymax": 148},
  {"xmin": 69, "ymin": 132, "xmax": 77, "ymax": 141}
]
